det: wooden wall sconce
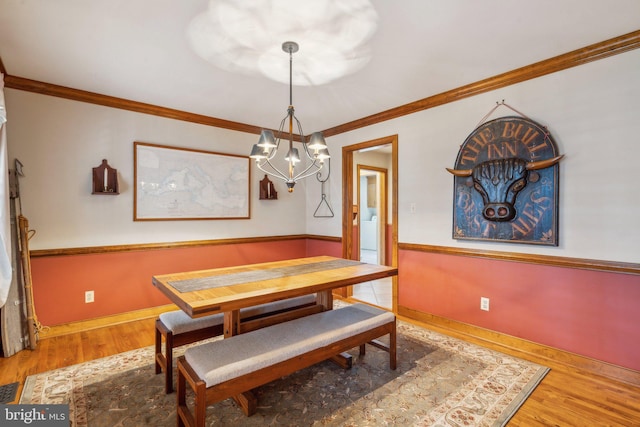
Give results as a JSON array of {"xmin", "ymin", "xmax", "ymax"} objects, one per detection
[
  {"xmin": 259, "ymin": 175, "xmax": 277, "ymax": 200},
  {"xmin": 92, "ymin": 159, "xmax": 119, "ymax": 195}
]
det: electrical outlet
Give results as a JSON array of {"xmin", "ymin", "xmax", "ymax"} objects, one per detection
[
  {"xmin": 480, "ymin": 297, "xmax": 490, "ymax": 311},
  {"xmin": 85, "ymin": 290, "xmax": 95, "ymax": 303}
]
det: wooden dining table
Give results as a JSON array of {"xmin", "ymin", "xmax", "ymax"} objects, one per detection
[
  {"xmin": 152, "ymin": 255, "xmax": 398, "ymax": 414},
  {"xmin": 152, "ymin": 255, "xmax": 397, "ymax": 325}
]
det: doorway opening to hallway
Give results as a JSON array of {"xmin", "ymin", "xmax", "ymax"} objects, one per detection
[{"xmin": 342, "ymin": 135, "xmax": 398, "ymax": 312}]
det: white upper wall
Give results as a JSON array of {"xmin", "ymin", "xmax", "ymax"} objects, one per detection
[
  {"xmin": 306, "ymin": 49, "xmax": 640, "ymax": 263},
  {"xmin": 5, "ymin": 90, "xmax": 308, "ymax": 250},
  {"xmin": 5, "ymin": 49, "xmax": 639, "ymax": 263}
]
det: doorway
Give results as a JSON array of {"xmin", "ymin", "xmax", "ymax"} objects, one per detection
[
  {"xmin": 342, "ymin": 135, "xmax": 398, "ymax": 311},
  {"xmin": 357, "ymin": 165, "xmax": 387, "ymax": 266}
]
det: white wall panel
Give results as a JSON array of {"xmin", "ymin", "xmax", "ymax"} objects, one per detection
[
  {"xmin": 5, "ymin": 91, "xmax": 307, "ymax": 250},
  {"xmin": 309, "ymin": 50, "xmax": 640, "ymax": 263}
]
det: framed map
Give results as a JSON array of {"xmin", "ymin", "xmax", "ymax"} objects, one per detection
[{"xmin": 134, "ymin": 142, "xmax": 250, "ymax": 220}]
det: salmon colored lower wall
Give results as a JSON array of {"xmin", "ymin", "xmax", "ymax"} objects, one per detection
[
  {"xmin": 305, "ymin": 239, "xmax": 342, "ymax": 258},
  {"xmin": 398, "ymin": 248, "xmax": 640, "ymax": 371},
  {"xmin": 30, "ymin": 240, "xmax": 308, "ymax": 326},
  {"xmin": 30, "ymin": 237, "xmax": 640, "ymax": 371}
]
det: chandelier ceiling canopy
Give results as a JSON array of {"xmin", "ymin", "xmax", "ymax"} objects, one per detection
[{"xmin": 187, "ymin": 0, "xmax": 378, "ymax": 85}]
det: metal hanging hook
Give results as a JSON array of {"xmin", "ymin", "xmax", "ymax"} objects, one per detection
[{"xmin": 314, "ymin": 159, "xmax": 334, "ymax": 217}]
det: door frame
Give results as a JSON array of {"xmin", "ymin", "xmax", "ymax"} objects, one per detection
[{"xmin": 342, "ymin": 135, "xmax": 398, "ymax": 311}]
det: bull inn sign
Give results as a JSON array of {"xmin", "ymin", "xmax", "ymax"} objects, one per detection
[{"xmin": 448, "ymin": 116, "xmax": 563, "ymax": 246}]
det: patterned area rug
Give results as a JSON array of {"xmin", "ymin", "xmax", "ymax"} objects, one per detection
[{"xmin": 20, "ymin": 319, "xmax": 548, "ymax": 426}]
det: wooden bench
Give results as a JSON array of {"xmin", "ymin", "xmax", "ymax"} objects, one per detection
[
  {"xmin": 155, "ymin": 293, "xmax": 319, "ymax": 393},
  {"xmin": 176, "ymin": 303, "xmax": 396, "ymax": 426}
]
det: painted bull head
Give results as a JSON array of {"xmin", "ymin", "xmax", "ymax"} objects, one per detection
[{"xmin": 447, "ymin": 155, "xmax": 563, "ymax": 222}]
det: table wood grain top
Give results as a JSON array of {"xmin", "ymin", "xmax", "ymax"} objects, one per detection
[{"xmin": 152, "ymin": 256, "xmax": 398, "ymax": 318}]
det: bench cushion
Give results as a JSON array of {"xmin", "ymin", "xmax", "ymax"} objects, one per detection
[
  {"xmin": 240, "ymin": 293, "xmax": 316, "ymax": 318},
  {"xmin": 185, "ymin": 303, "xmax": 394, "ymax": 387},
  {"xmin": 159, "ymin": 311, "xmax": 223, "ymax": 335},
  {"xmin": 159, "ymin": 294, "xmax": 316, "ymax": 335}
]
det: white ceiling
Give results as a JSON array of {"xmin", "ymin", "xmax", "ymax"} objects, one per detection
[{"xmin": 1, "ymin": 0, "xmax": 639, "ymax": 134}]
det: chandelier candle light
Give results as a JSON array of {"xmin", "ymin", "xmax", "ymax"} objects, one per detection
[{"xmin": 249, "ymin": 41, "xmax": 330, "ymax": 192}]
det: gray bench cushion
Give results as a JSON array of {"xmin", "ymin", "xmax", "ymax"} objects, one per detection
[
  {"xmin": 185, "ymin": 303, "xmax": 394, "ymax": 387},
  {"xmin": 159, "ymin": 294, "xmax": 316, "ymax": 335},
  {"xmin": 240, "ymin": 293, "xmax": 316, "ymax": 318}
]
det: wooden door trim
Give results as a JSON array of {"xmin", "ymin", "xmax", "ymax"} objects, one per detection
[{"xmin": 342, "ymin": 135, "xmax": 398, "ymax": 311}]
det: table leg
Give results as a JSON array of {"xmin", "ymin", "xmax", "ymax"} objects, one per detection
[
  {"xmin": 316, "ymin": 290, "xmax": 333, "ymax": 310},
  {"xmin": 224, "ymin": 310, "xmax": 240, "ymax": 337}
]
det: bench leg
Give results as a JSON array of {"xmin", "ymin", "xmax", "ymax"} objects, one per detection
[
  {"xmin": 177, "ymin": 357, "xmax": 207, "ymax": 427},
  {"xmin": 164, "ymin": 331, "xmax": 174, "ymax": 393},
  {"xmin": 389, "ymin": 323, "xmax": 397, "ymax": 370},
  {"xmin": 177, "ymin": 365, "xmax": 186, "ymax": 427},
  {"xmin": 358, "ymin": 328, "xmax": 397, "ymax": 370},
  {"xmin": 232, "ymin": 391, "xmax": 257, "ymax": 416},
  {"xmin": 363, "ymin": 325, "xmax": 397, "ymax": 370},
  {"xmin": 155, "ymin": 320, "xmax": 175, "ymax": 394},
  {"xmin": 154, "ymin": 324, "xmax": 162, "ymax": 375},
  {"xmin": 194, "ymin": 381, "xmax": 207, "ymax": 427},
  {"xmin": 329, "ymin": 352, "xmax": 353, "ymax": 369},
  {"xmin": 177, "ymin": 359, "xmax": 189, "ymax": 427}
]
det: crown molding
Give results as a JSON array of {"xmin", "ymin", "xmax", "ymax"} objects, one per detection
[
  {"xmin": 321, "ymin": 29, "xmax": 640, "ymax": 137},
  {"xmin": 2, "ymin": 30, "xmax": 639, "ymax": 137},
  {"xmin": 3, "ymin": 74, "xmax": 264, "ymax": 135}
]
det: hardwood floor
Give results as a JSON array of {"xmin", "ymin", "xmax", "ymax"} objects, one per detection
[
  {"xmin": 1, "ymin": 310, "xmax": 639, "ymax": 425},
  {"xmin": 0, "ymin": 318, "xmax": 156, "ymax": 397}
]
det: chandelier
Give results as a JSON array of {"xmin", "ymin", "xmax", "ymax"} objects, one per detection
[{"xmin": 249, "ymin": 41, "xmax": 330, "ymax": 193}]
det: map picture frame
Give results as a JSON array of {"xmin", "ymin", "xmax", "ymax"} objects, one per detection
[{"xmin": 133, "ymin": 142, "xmax": 250, "ymax": 221}]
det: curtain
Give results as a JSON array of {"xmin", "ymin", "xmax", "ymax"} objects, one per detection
[{"xmin": 0, "ymin": 74, "xmax": 12, "ymax": 308}]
